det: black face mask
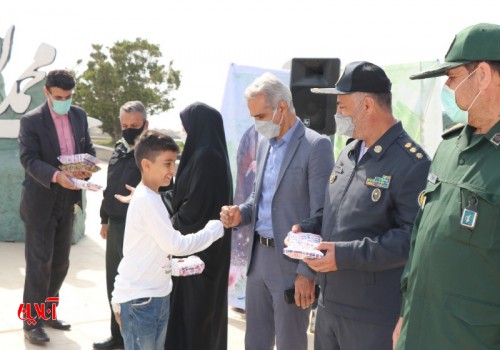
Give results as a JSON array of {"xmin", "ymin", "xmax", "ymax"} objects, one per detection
[{"xmin": 122, "ymin": 123, "xmax": 145, "ymax": 145}]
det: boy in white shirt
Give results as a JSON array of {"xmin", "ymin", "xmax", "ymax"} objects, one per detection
[{"xmin": 111, "ymin": 130, "xmax": 224, "ymax": 350}]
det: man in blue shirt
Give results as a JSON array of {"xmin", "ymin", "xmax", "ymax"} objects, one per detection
[{"xmin": 221, "ymin": 72, "xmax": 334, "ymax": 350}]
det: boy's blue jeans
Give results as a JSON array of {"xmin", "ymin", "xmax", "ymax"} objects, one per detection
[{"xmin": 120, "ymin": 295, "xmax": 170, "ymax": 350}]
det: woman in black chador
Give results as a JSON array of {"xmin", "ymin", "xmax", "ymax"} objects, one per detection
[{"xmin": 164, "ymin": 102, "xmax": 233, "ymax": 350}]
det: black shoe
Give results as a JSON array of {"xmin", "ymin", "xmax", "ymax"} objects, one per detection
[
  {"xmin": 46, "ymin": 319, "xmax": 71, "ymax": 330},
  {"xmin": 24, "ymin": 327, "xmax": 50, "ymax": 344},
  {"xmin": 93, "ymin": 336, "xmax": 125, "ymax": 349}
]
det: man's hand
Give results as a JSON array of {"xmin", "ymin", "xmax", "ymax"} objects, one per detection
[
  {"xmin": 220, "ymin": 205, "xmax": 241, "ymax": 228},
  {"xmin": 115, "ymin": 184, "xmax": 136, "ymax": 204},
  {"xmin": 294, "ymin": 274, "xmax": 316, "ymax": 309},
  {"xmin": 70, "ymin": 170, "xmax": 93, "ymax": 180},
  {"xmin": 304, "ymin": 242, "xmax": 337, "ymax": 272},
  {"xmin": 100, "ymin": 224, "xmax": 108, "ymax": 239},
  {"xmin": 56, "ymin": 171, "xmax": 77, "ymax": 190},
  {"xmin": 392, "ymin": 316, "xmax": 403, "ymax": 349}
]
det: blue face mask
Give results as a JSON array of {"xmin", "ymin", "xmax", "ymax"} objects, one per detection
[
  {"xmin": 440, "ymin": 67, "xmax": 480, "ymax": 125},
  {"xmin": 51, "ymin": 98, "xmax": 72, "ymax": 115},
  {"xmin": 441, "ymin": 85, "xmax": 468, "ymax": 124}
]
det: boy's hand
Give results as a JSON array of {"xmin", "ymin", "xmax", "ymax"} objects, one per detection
[
  {"xmin": 114, "ymin": 311, "xmax": 121, "ymax": 330},
  {"xmin": 204, "ymin": 220, "xmax": 224, "ymax": 238},
  {"xmin": 220, "ymin": 205, "xmax": 241, "ymax": 228}
]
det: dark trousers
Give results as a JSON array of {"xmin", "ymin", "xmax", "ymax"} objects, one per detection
[
  {"xmin": 23, "ymin": 190, "xmax": 75, "ymax": 330},
  {"xmin": 106, "ymin": 219, "xmax": 125, "ymax": 341},
  {"xmin": 315, "ymin": 303, "xmax": 396, "ymax": 350}
]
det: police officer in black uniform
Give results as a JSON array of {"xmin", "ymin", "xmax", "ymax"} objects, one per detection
[{"xmin": 296, "ymin": 61, "xmax": 431, "ymax": 350}]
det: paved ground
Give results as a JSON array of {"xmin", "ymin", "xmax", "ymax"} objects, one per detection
[{"xmin": 0, "ymin": 162, "xmax": 314, "ymax": 349}]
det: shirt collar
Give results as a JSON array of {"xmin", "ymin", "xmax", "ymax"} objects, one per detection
[{"xmin": 364, "ymin": 121, "xmax": 404, "ymax": 161}]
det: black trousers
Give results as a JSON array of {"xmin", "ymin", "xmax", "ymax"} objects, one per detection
[
  {"xmin": 23, "ymin": 189, "xmax": 75, "ymax": 330},
  {"xmin": 105, "ymin": 219, "xmax": 125, "ymax": 341}
]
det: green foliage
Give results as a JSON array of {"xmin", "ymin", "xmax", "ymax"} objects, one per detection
[{"xmin": 74, "ymin": 38, "xmax": 181, "ymax": 141}]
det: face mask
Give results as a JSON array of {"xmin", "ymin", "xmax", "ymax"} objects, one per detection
[
  {"xmin": 255, "ymin": 105, "xmax": 283, "ymax": 140},
  {"xmin": 122, "ymin": 123, "xmax": 145, "ymax": 145},
  {"xmin": 441, "ymin": 85, "xmax": 468, "ymax": 123},
  {"xmin": 441, "ymin": 68, "xmax": 480, "ymax": 124},
  {"xmin": 51, "ymin": 98, "xmax": 72, "ymax": 115},
  {"xmin": 334, "ymin": 113, "xmax": 355, "ymax": 138}
]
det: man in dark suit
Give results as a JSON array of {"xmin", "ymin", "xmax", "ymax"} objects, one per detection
[
  {"xmin": 18, "ymin": 69, "xmax": 96, "ymax": 344},
  {"xmin": 221, "ymin": 72, "xmax": 334, "ymax": 350}
]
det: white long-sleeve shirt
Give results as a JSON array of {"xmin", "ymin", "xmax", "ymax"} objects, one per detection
[{"xmin": 112, "ymin": 183, "xmax": 223, "ymax": 304}]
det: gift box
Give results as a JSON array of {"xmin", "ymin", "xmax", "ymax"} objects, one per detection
[
  {"xmin": 172, "ymin": 256, "xmax": 205, "ymax": 277},
  {"xmin": 58, "ymin": 153, "xmax": 101, "ymax": 173},
  {"xmin": 283, "ymin": 231, "xmax": 324, "ymax": 260},
  {"xmin": 70, "ymin": 178, "xmax": 103, "ymax": 192}
]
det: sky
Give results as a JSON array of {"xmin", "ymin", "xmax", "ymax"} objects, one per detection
[{"xmin": 1, "ymin": 0, "xmax": 499, "ymax": 130}]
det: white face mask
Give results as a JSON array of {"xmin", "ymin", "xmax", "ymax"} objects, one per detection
[
  {"xmin": 334, "ymin": 113, "xmax": 355, "ymax": 138},
  {"xmin": 254, "ymin": 105, "xmax": 283, "ymax": 140}
]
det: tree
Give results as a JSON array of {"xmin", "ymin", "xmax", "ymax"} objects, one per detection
[{"xmin": 74, "ymin": 38, "xmax": 181, "ymax": 142}]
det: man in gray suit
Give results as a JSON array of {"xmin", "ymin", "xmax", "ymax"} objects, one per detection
[
  {"xmin": 297, "ymin": 61, "xmax": 431, "ymax": 350},
  {"xmin": 221, "ymin": 72, "xmax": 334, "ymax": 350},
  {"xmin": 19, "ymin": 69, "xmax": 95, "ymax": 344}
]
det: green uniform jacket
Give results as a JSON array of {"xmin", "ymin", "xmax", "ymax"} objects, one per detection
[{"xmin": 398, "ymin": 121, "xmax": 500, "ymax": 350}]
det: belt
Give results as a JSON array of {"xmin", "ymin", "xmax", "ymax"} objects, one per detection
[{"xmin": 256, "ymin": 233, "xmax": 275, "ymax": 247}]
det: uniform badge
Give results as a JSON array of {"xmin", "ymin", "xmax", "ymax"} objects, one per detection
[
  {"xmin": 410, "ymin": 147, "xmax": 417, "ymax": 153},
  {"xmin": 417, "ymin": 190, "xmax": 426, "ymax": 210},
  {"xmin": 374, "ymin": 145, "xmax": 383, "ymax": 153},
  {"xmin": 365, "ymin": 175, "xmax": 391, "ymax": 189},
  {"xmin": 404, "ymin": 142, "xmax": 412, "ymax": 149},
  {"xmin": 330, "ymin": 172, "xmax": 337, "ymax": 184},
  {"xmin": 490, "ymin": 133, "xmax": 500, "ymax": 147},
  {"xmin": 427, "ymin": 173, "xmax": 438, "ymax": 184},
  {"xmin": 416, "ymin": 152, "xmax": 424, "ymax": 159},
  {"xmin": 371, "ymin": 188, "xmax": 382, "ymax": 202},
  {"xmin": 460, "ymin": 195, "xmax": 478, "ymax": 229}
]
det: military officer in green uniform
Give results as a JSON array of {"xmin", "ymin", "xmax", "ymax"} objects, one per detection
[
  {"xmin": 394, "ymin": 23, "xmax": 500, "ymax": 350},
  {"xmin": 296, "ymin": 61, "xmax": 431, "ymax": 350}
]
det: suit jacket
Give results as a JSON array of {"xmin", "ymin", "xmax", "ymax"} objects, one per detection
[
  {"xmin": 239, "ymin": 120, "xmax": 334, "ymax": 285},
  {"xmin": 18, "ymin": 102, "xmax": 95, "ymax": 228}
]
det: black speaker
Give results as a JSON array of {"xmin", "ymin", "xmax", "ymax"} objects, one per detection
[{"xmin": 290, "ymin": 58, "xmax": 341, "ymax": 135}]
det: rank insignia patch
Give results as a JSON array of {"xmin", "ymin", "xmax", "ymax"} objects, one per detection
[
  {"xmin": 490, "ymin": 133, "xmax": 500, "ymax": 147},
  {"xmin": 365, "ymin": 175, "xmax": 391, "ymax": 189}
]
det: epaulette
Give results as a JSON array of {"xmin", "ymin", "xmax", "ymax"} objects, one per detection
[
  {"xmin": 397, "ymin": 135, "xmax": 427, "ymax": 161},
  {"xmin": 441, "ymin": 123, "xmax": 465, "ymax": 139}
]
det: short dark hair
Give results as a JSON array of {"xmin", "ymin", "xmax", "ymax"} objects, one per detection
[
  {"xmin": 134, "ymin": 130, "xmax": 179, "ymax": 171},
  {"xmin": 465, "ymin": 61, "xmax": 500, "ymax": 75},
  {"xmin": 45, "ymin": 69, "xmax": 76, "ymax": 90}
]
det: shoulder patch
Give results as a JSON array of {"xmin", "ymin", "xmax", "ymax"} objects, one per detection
[
  {"xmin": 397, "ymin": 135, "xmax": 428, "ymax": 161},
  {"xmin": 442, "ymin": 123, "xmax": 465, "ymax": 139}
]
